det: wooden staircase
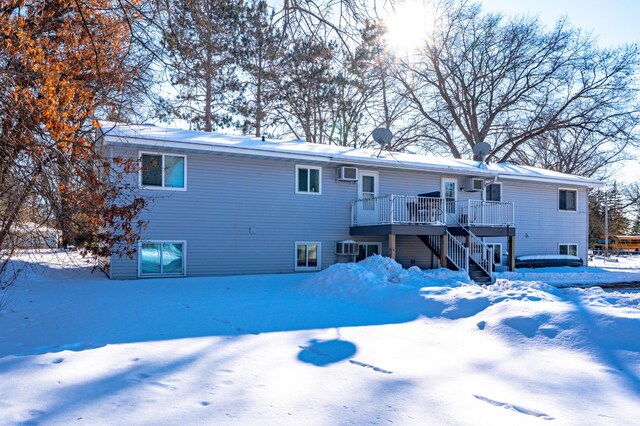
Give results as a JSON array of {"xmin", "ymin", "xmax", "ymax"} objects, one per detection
[{"xmin": 418, "ymin": 230, "xmax": 495, "ymax": 284}]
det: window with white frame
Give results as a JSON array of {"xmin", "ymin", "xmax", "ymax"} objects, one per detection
[
  {"xmin": 140, "ymin": 153, "xmax": 186, "ymax": 189},
  {"xmin": 485, "ymin": 183, "xmax": 502, "ymax": 202},
  {"xmin": 296, "ymin": 165, "xmax": 321, "ymax": 194},
  {"xmin": 559, "ymin": 243, "xmax": 578, "ymax": 257},
  {"xmin": 139, "ymin": 241, "xmax": 185, "ymax": 276},
  {"xmin": 558, "ymin": 189, "xmax": 577, "ymax": 211},
  {"xmin": 295, "ymin": 242, "xmax": 320, "ymax": 270},
  {"xmin": 356, "ymin": 243, "xmax": 380, "ymax": 262}
]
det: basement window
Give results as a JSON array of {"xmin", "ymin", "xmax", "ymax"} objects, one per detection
[
  {"xmin": 139, "ymin": 241, "xmax": 186, "ymax": 276},
  {"xmin": 295, "ymin": 242, "xmax": 320, "ymax": 271},
  {"xmin": 559, "ymin": 243, "xmax": 578, "ymax": 257}
]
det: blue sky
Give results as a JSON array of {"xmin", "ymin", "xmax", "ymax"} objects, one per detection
[{"xmin": 481, "ymin": 0, "xmax": 640, "ymax": 48}]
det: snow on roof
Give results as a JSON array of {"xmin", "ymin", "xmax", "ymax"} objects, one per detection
[{"xmin": 99, "ymin": 121, "xmax": 602, "ymax": 187}]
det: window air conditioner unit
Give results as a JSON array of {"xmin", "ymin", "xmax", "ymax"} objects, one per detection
[
  {"xmin": 337, "ymin": 166, "xmax": 358, "ymax": 182},
  {"xmin": 336, "ymin": 240, "xmax": 358, "ymax": 255},
  {"xmin": 465, "ymin": 178, "xmax": 484, "ymax": 192}
]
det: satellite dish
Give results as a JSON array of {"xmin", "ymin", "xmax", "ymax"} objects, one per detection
[
  {"xmin": 372, "ymin": 127, "xmax": 393, "ymax": 147},
  {"xmin": 473, "ymin": 142, "xmax": 492, "ymax": 162}
]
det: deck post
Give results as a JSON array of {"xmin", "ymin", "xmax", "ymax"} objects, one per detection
[
  {"xmin": 508, "ymin": 235, "xmax": 516, "ymax": 271},
  {"xmin": 440, "ymin": 234, "xmax": 447, "ymax": 268},
  {"xmin": 388, "ymin": 234, "xmax": 396, "ymax": 260}
]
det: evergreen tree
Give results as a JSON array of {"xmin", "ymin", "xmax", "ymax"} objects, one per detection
[
  {"xmin": 588, "ymin": 189, "xmax": 606, "ymax": 246},
  {"xmin": 275, "ymin": 33, "xmax": 336, "ymax": 144},
  {"xmin": 327, "ymin": 21, "xmax": 383, "ymax": 147},
  {"xmin": 630, "ymin": 209, "xmax": 640, "ymax": 235},
  {"xmin": 163, "ymin": 0, "xmax": 244, "ymax": 131},
  {"xmin": 235, "ymin": 0, "xmax": 284, "ymax": 137},
  {"xmin": 607, "ymin": 182, "xmax": 629, "ymax": 235}
]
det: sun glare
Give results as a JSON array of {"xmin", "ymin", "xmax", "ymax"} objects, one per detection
[{"xmin": 384, "ymin": 0, "xmax": 433, "ymax": 54}]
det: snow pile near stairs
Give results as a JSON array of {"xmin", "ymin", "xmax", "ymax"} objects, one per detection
[{"xmin": 300, "ymin": 254, "xmax": 470, "ymax": 301}]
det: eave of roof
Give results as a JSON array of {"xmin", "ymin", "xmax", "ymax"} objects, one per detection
[{"xmin": 98, "ymin": 122, "xmax": 603, "ymax": 188}]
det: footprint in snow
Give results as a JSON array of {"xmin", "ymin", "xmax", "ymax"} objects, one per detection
[
  {"xmin": 349, "ymin": 360, "xmax": 393, "ymax": 374},
  {"xmin": 51, "ymin": 358, "xmax": 64, "ymax": 364},
  {"xmin": 474, "ymin": 395, "xmax": 554, "ymax": 420},
  {"xmin": 150, "ymin": 381, "xmax": 177, "ymax": 391}
]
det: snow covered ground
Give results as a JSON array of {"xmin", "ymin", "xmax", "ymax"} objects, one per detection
[{"xmin": 1, "ymin": 251, "xmax": 639, "ymax": 425}]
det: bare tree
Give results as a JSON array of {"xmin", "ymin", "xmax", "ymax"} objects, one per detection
[
  {"xmin": 0, "ymin": 1, "xmax": 150, "ymax": 290},
  {"xmin": 397, "ymin": 0, "xmax": 640, "ymax": 164},
  {"xmin": 513, "ymin": 126, "xmax": 633, "ymax": 179}
]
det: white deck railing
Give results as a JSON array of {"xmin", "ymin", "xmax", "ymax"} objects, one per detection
[
  {"xmin": 351, "ymin": 195, "xmax": 445, "ymax": 226},
  {"xmin": 351, "ymin": 196, "xmax": 514, "ymax": 228},
  {"xmin": 449, "ymin": 200, "xmax": 515, "ymax": 227}
]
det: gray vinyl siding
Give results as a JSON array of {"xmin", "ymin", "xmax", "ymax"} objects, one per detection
[
  {"xmin": 110, "ymin": 146, "xmax": 359, "ymax": 278},
  {"xmin": 107, "ymin": 142, "xmax": 591, "ymax": 278},
  {"xmin": 500, "ymin": 180, "xmax": 588, "ymax": 262}
]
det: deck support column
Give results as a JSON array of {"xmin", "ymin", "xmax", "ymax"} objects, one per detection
[
  {"xmin": 508, "ymin": 235, "xmax": 516, "ymax": 271},
  {"xmin": 440, "ymin": 234, "xmax": 447, "ymax": 268},
  {"xmin": 388, "ymin": 234, "xmax": 396, "ymax": 260}
]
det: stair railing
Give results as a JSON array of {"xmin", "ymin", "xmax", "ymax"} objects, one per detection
[
  {"xmin": 448, "ymin": 212, "xmax": 495, "ymax": 280},
  {"xmin": 446, "ymin": 231, "xmax": 469, "ymax": 272},
  {"xmin": 467, "ymin": 232, "xmax": 493, "ymax": 277},
  {"xmin": 425, "ymin": 233, "xmax": 469, "ymax": 272}
]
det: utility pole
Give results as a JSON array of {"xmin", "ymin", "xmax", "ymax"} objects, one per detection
[{"xmin": 604, "ymin": 192, "xmax": 609, "ymax": 257}]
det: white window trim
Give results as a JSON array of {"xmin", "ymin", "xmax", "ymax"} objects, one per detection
[
  {"xmin": 138, "ymin": 240, "xmax": 187, "ymax": 277},
  {"xmin": 295, "ymin": 241, "xmax": 321, "ymax": 271},
  {"xmin": 295, "ymin": 165, "xmax": 322, "ymax": 195},
  {"xmin": 558, "ymin": 243, "xmax": 578, "ymax": 257},
  {"xmin": 357, "ymin": 242, "xmax": 382, "ymax": 261},
  {"xmin": 139, "ymin": 151, "xmax": 188, "ymax": 191},
  {"xmin": 490, "ymin": 243, "xmax": 502, "ymax": 265},
  {"xmin": 484, "ymin": 182, "xmax": 502, "ymax": 202},
  {"xmin": 558, "ymin": 188, "xmax": 578, "ymax": 212}
]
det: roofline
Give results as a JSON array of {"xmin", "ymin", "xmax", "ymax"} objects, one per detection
[
  {"xmin": 101, "ymin": 128, "xmax": 603, "ymax": 189},
  {"xmin": 104, "ymin": 134, "xmax": 330, "ymax": 163},
  {"xmin": 497, "ymin": 173, "xmax": 603, "ymax": 188}
]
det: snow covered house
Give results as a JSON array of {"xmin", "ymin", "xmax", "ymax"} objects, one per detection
[{"xmin": 96, "ymin": 122, "xmax": 601, "ymax": 282}]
